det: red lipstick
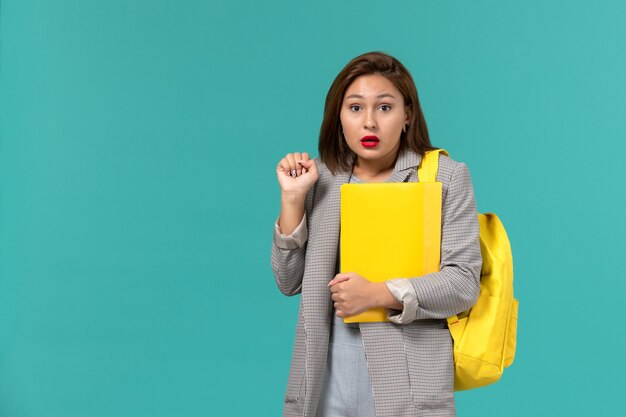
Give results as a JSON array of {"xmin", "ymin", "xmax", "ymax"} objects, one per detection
[{"xmin": 360, "ymin": 135, "xmax": 380, "ymax": 148}]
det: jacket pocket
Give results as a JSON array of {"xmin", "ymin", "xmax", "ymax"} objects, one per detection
[
  {"xmin": 284, "ymin": 363, "xmax": 305, "ymax": 416},
  {"xmin": 284, "ymin": 316, "xmax": 306, "ymax": 408},
  {"xmin": 402, "ymin": 324, "xmax": 455, "ymax": 410},
  {"xmin": 284, "ymin": 371, "xmax": 304, "ymax": 404}
]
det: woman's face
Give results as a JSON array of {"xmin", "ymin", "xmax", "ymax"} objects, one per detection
[{"xmin": 340, "ymin": 74, "xmax": 409, "ymax": 169}]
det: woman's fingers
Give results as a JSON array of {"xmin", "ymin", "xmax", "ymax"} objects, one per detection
[
  {"xmin": 299, "ymin": 153, "xmax": 309, "ymax": 174},
  {"xmin": 328, "ymin": 273, "xmax": 351, "ymax": 287},
  {"xmin": 285, "ymin": 153, "xmax": 297, "ymax": 177},
  {"xmin": 276, "ymin": 152, "xmax": 319, "ymax": 194},
  {"xmin": 278, "ymin": 157, "xmax": 292, "ymax": 177},
  {"xmin": 277, "ymin": 152, "xmax": 316, "ymax": 179},
  {"xmin": 296, "ymin": 159, "xmax": 314, "ymax": 170},
  {"xmin": 277, "ymin": 153, "xmax": 298, "ymax": 178},
  {"xmin": 293, "ymin": 152, "xmax": 302, "ymax": 176}
]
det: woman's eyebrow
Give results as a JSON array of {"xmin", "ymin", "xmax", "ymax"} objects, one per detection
[{"xmin": 345, "ymin": 93, "xmax": 397, "ymax": 100}]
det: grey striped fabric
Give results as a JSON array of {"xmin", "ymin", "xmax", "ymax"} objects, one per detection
[{"xmin": 271, "ymin": 148, "xmax": 482, "ymax": 417}]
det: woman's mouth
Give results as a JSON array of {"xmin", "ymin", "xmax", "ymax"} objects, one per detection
[{"xmin": 360, "ymin": 135, "xmax": 380, "ymax": 148}]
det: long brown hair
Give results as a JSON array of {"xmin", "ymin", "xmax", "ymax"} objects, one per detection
[{"xmin": 319, "ymin": 51, "xmax": 434, "ymax": 174}]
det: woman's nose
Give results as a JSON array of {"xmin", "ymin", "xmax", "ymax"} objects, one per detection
[{"xmin": 364, "ymin": 109, "xmax": 377, "ymax": 129}]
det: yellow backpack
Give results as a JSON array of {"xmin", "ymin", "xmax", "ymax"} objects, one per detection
[{"xmin": 418, "ymin": 149, "xmax": 519, "ymax": 391}]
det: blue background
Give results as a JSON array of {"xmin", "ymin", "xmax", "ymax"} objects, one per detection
[{"xmin": 1, "ymin": 1, "xmax": 625, "ymax": 416}]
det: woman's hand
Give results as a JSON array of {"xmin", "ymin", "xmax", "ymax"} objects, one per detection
[
  {"xmin": 328, "ymin": 272, "xmax": 378, "ymax": 318},
  {"xmin": 276, "ymin": 152, "xmax": 319, "ymax": 236},
  {"xmin": 328, "ymin": 273, "xmax": 403, "ymax": 317},
  {"xmin": 276, "ymin": 152, "xmax": 319, "ymax": 196}
]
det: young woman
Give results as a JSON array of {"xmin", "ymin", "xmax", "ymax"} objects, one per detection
[{"xmin": 271, "ymin": 51, "xmax": 482, "ymax": 417}]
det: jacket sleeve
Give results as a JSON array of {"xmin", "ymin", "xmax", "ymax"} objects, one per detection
[
  {"xmin": 402, "ymin": 162, "xmax": 482, "ymax": 321},
  {"xmin": 270, "ymin": 182, "xmax": 316, "ymax": 296}
]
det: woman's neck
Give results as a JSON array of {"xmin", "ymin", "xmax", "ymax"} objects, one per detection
[{"xmin": 353, "ymin": 151, "xmax": 399, "ymax": 182}]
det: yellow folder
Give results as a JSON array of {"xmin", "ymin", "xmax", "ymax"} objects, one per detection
[{"xmin": 340, "ymin": 182, "xmax": 442, "ymax": 323}]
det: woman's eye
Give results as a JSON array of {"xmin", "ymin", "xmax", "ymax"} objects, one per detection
[
  {"xmin": 349, "ymin": 105, "xmax": 362, "ymax": 112},
  {"xmin": 380, "ymin": 105, "xmax": 391, "ymax": 112}
]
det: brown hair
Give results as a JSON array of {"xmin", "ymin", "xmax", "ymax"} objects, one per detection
[{"xmin": 318, "ymin": 51, "xmax": 434, "ymax": 174}]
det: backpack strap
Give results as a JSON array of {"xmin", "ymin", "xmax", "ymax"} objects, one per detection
[
  {"xmin": 418, "ymin": 149, "xmax": 460, "ymax": 331},
  {"xmin": 417, "ymin": 148, "xmax": 449, "ymax": 182}
]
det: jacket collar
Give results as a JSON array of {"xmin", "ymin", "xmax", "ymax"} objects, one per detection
[
  {"xmin": 343, "ymin": 147, "xmax": 423, "ymax": 183},
  {"xmin": 393, "ymin": 147, "xmax": 423, "ymax": 172},
  {"xmin": 346, "ymin": 146, "xmax": 423, "ymax": 174}
]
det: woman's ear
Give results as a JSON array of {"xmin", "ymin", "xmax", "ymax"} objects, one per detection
[{"xmin": 403, "ymin": 107, "xmax": 411, "ymax": 133}]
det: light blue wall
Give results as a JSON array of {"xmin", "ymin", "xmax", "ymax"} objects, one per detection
[{"xmin": 1, "ymin": 1, "xmax": 625, "ymax": 416}]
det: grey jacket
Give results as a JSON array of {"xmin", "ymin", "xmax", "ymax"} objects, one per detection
[{"xmin": 271, "ymin": 148, "xmax": 482, "ymax": 417}]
